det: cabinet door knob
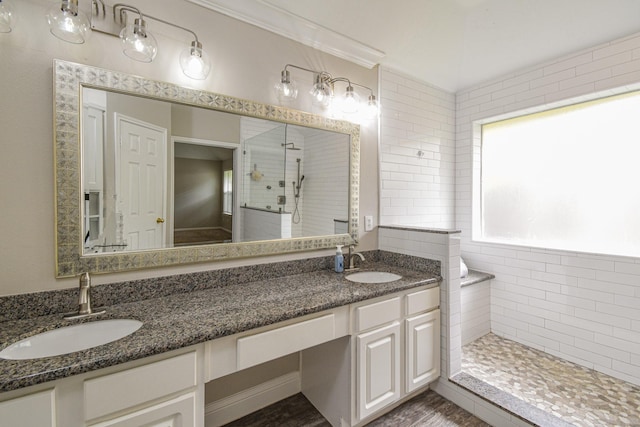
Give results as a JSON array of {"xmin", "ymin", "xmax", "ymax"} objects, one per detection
[{"xmin": 156, "ymin": 217, "xmax": 165, "ymax": 224}]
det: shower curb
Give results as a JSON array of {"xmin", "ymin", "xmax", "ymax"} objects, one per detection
[{"xmin": 451, "ymin": 372, "xmax": 574, "ymax": 427}]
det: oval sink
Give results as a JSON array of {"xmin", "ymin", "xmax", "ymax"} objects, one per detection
[
  {"xmin": 345, "ymin": 271, "xmax": 402, "ymax": 284},
  {"xmin": 0, "ymin": 319, "xmax": 143, "ymax": 360}
]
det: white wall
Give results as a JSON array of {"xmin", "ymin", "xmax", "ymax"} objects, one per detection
[
  {"xmin": 0, "ymin": 0, "xmax": 378, "ymax": 296},
  {"xmin": 379, "ymin": 69, "xmax": 456, "ymax": 229},
  {"xmin": 456, "ymin": 31, "xmax": 640, "ymax": 386}
]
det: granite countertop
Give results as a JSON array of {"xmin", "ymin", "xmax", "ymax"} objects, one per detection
[
  {"xmin": 0, "ymin": 261, "xmax": 440, "ymax": 393},
  {"xmin": 461, "ymin": 269, "xmax": 495, "ymax": 288}
]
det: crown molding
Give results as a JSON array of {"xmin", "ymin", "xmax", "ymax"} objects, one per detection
[{"xmin": 187, "ymin": 0, "xmax": 385, "ymax": 69}]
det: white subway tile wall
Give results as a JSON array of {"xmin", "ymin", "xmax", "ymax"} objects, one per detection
[
  {"xmin": 301, "ymin": 131, "xmax": 349, "ymax": 237},
  {"xmin": 461, "ymin": 281, "xmax": 491, "ymax": 346},
  {"xmin": 379, "ymin": 69, "xmax": 456, "ymax": 229},
  {"xmin": 457, "ymin": 31, "xmax": 640, "ymax": 386},
  {"xmin": 379, "ymin": 227, "xmax": 525, "ymax": 427}
]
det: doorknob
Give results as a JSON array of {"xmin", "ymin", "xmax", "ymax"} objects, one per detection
[{"xmin": 156, "ymin": 218, "xmax": 165, "ymax": 224}]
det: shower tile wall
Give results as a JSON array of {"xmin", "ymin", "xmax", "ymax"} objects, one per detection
[
  {"xmin": 302, "ymin": 131, "xmax": 349, "ymax": 237},
  {"xmin": 455, "ymin": 31, "xmax": 640, "ymax": 387},
  {"xmin": 240, "ymin": 117, "xmax": 289, "ymax": 211},
  {"xmin": 378, "ymin": 68, "xmax": 456, "ymax": 229}
]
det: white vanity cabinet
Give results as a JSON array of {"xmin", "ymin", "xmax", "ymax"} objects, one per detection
[
  {"xmin": 352, "ymin": 286, "xmax": 440, "ymax": 424},
  {"xmin": 0, "ymin": 388, "xmax": 56, "ymax": 427},
  {"xmin": 405, "ymin": 288, "xmax": 441, "ymax": 393},
  {"xmin": 354, "ymin": 297, "xmax": 402, "ymax": 419},
  {"xmin": 84, "ymin": 351, "xmax": 200, "ymax": 427},
  {"xmin": 0, "ymin": 348, "xmax": 204, "ymax": 427}
]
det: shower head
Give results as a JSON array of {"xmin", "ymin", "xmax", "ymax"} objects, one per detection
[{"xmin": 282, "ymin": 142, "xmax": 301, "ymax": 150}]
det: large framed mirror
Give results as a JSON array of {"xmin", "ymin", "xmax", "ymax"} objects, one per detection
[{"xmin": 54, "ymin": 60, "xmax": 360, "ymax": 277}]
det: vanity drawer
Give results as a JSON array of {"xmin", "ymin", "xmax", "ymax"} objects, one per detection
[
  {"xmin": 0, "ymin": 389, "xmax": 56, "ymax": 427},
  {"xmin": 355, "ymin": 296, "xmax": 401, "ymax": 332},
  {"xmin": 84, "ymin": 351, "xmax": 197, "ymax": 421},
  {"xmin": 406, "ymin": 287, "xmax": 440, "ymax": 316},
  {"xmin": 237, "ymin": 314, "xmax": 335, "ymax": 370}
]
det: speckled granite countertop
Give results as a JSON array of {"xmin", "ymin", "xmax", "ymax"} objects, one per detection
[{"xmin": 0, "ymin": 255, "xmax": 440, "ymax": 393}]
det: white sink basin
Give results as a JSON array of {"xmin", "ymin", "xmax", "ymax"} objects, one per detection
[
  {"xmin": 345, "ymin": 271, "xmax": 402, "ymax": 284},
  {"xmin": 0, "ymin": 319, "xmax": 143, "ymax": 360}
]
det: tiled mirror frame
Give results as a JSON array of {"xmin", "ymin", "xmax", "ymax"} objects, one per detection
[{"xmin": 54, "ymin": 60, "xmax": 360, "ymax": 278}]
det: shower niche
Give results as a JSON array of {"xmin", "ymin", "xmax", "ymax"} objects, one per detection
[{"xmin": 240, "ymin": 119, "xmax": 350, "ymax": 242}]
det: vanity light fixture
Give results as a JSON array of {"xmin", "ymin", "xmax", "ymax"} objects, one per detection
[
  {"xmin": 43, "ymin": 0, "xmax": 212, "ymax": 78},
  {"xmin": 111, "ymin": 3, "xmax": 211, "ymax": 79},
  {"xmin": 46, "ymin": 0, "xmax": 91, "ymax": 44},
  {"xmin": 0, "ymin": 0, "xmax": 15, "ymax": 33},
  {"xmin": 275, "ymin": 64, "xmax": 379, "ymax": 117}
]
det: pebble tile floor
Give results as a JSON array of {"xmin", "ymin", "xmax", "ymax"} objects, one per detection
[
  {"xmin": 224, "ymin": 390, "xmax": 489, "ymax": 426},
  {"xmin": 462, "ymin": 333, "xmax": 640, "ymax": 427}
]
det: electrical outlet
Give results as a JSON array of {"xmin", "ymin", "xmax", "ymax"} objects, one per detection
[{"xmin": 364, "ymin": 215, "xmax": 374, "ymax": 232}]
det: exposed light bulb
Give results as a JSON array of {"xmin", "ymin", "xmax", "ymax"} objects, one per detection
[
  {"xmin": 46, "ymin": 0, "xmax": 90, "ymax": 44},
  {"xmin": 120, "ymin": 18, "xmax": 157, "ymax": 62},
  {"xmin": 366, "ymin": 94, "xmax": 379, "ymax": 118},
  {"xmin": 0, "ymin": 0, "xmax": 15, "ymax": 33},
  {"xmin": 275, "ymin": 69, "xmax": 298, "ymax": 102},
  {"xmin": 341, "ymin": 85, "xmax": 360, "ymax": 114},
  {"xmin": 310, "ymin": 74, "xmax": 333, "ymax": 107},
  {"xmin": 180, "ymin": 40, "xmax": 211, "ymax": 79}
]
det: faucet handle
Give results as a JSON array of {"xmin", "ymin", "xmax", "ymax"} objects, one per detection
[
  {"xmin": 78, "ymin": 272, "xmax": 92, "ymax": 315},
  {"xmin": 64, "ymin": 272, "xmax": 105, "ymax": 320},
  {"xmin": 79, "ymin": 272, "xmax": 91, "ymax": 288}
]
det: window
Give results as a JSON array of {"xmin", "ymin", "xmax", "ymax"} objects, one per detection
[
  {"xmin": 223, "ymin": 169, "xmax": 233, "ymax": 215},
  {"xmin": 479, "ymin": 90, "xmax": 640, "ymax": 257}
]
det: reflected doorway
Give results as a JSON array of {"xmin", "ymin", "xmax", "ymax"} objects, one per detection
[{"xmin": 170, "ymin": 138, "xmax": 237, "ymax": 247}]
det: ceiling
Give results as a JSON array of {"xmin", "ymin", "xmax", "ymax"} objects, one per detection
[{"xmin": 194, "ymin": 0, "xmax": 640, "ymax": 93}]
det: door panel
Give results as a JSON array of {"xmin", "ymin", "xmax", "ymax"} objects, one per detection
[
  {"xmin": 406, "ymin": 309, "xmax": 441, "ymax": 393},
  {"xmin": 118, "ymin": 117, "xmax": 167, "ymax": 250},
  {"xmin": 357, "ymin": 321, "xmax": 400, "ymax": 420}
]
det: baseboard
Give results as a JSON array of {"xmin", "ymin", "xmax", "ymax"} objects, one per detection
[{"xmin": 204, "ymin": 371, "xmax": 301, "ymax": 427}]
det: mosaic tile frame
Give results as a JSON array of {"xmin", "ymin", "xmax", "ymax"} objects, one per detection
[{"xmin": 54, "ymin": 60, "xmax": 360, "ymax": 278}]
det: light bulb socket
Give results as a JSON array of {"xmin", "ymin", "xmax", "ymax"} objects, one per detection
[
  {"xmin": 133, "ymin": 17, "xmax": 147, "ymax": 37},
  {"xmin": 60, "ymin": 0, "xmax": 78, "ymax": 15},
  {"xmin": 281, "ymin": 69, "xmax": 291, "ymax": 84},
  {"xmin": 190, "ymin": 40, "xmax": 203, "ymax": 57}
]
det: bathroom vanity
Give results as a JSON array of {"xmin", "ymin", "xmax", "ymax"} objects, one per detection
[
  {"xmin": 0, "ymin": 256, "xmax": 440, "ymax": 427},
  {"xmin": 0, "ymin": 61, "xmax": 446, "ymax": 426}
]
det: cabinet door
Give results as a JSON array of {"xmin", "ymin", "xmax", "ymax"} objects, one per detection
[
  {"xmin": 0, "ymin": 389, "xmax": 55, "ymax": 427},
  {"xmin": 406, "ymin": 309, "xmax": 440, "ymax": 394},
  {"xmin": 357, "ymin": 321, "xmax": 401, "ymax": 420},
  {"xmin": 88, "ymin": 393, "xmax": 196, "ymax": 427}
]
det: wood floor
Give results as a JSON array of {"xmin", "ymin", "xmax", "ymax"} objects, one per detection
[{"xmin": 224, "ymin": 390, "xmax": 489, "ymax": 427}]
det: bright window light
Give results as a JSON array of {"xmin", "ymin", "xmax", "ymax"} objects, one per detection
[{"xmin": 480, "ymin": 90, "xmax": 640, "ymax": 257}]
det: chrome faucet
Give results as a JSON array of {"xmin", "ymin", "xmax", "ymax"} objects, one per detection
[
  {"xmin": 347, "ymin": 245, "xmax": 365, "ymax": 270},
  {"xmin": 64, "ymin": 272, "xmax": 105, "ymax": 320}
]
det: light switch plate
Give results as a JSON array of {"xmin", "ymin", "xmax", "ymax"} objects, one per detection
[{"xmin": 364, "ymin": 215, "xmax": 374, "ymax": 231}]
